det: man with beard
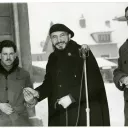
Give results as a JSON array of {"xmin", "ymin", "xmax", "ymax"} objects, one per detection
[
  {"xmin": 23, "ymin": 23, "xmax": 110, "ymax": 126},
  {"xmin": 0, "ymin": 40, "xmax": 34, "ymax": 126}
]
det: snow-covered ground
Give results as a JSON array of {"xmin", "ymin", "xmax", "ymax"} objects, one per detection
[
  {"xmin": 34, "ymin": 82, "xmax": 124, "ymax": 126},
  {"xmin": 105, "ymin": 83, "xmax": 124, "ymax": 126}
]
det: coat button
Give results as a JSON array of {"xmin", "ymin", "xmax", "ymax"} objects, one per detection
[
  {"xmin": 68, "ymin": 53, "xmax": 72, "ymax": 56},
  {"xmin": 5, "ymin": 87, "xmax": 8, "ymax": 91},
  {"xmin": 74, "ymin": 75, "xmax": 76, "ymax": 77},
  {"xmin": 59, "ymin": 85, "xmax": 62, "ymax": 87},
  {"xmin": 6, "ymin": 100, "xmax": 9, "ymax": 103}
]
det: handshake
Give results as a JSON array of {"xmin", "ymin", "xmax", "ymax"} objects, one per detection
[
  {"xmin": 23, "ymin": 88, "xmax": 73, "ymax": 109},
  {"xmin": 0, "ymin": 88, "xmax": 39, "ymax": 115},
  {"xmin": 23, "ymin": 87, "xmax": 39, "ymax": 106}
]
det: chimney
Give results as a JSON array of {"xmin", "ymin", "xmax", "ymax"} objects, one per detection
[
  {"xmin": 50, "ymin": 21, "xmax": 54, "ymax": 26},
  {"xmin": 79, "ymin": 14, "xmax": 86, "ymax": 28},
  {"xmin": 105, "ymin": 20, "xmax": 110, "ymax": 28}
]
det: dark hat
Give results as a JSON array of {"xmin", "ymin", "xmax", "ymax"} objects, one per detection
[{"xmin": 49, "ymin": 23, "xmax": 74, "ymax": 38}]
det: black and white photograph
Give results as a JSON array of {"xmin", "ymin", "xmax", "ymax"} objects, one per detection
[{"xmin": 0, "ymin": 1, "xmax": 127, "ymax": 126}]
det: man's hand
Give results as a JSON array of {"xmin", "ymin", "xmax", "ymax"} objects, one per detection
[
  {"xmin": 120, "ymin": 76, "xmax": 128, "ymax": 85},
  {"xmin": 0, "ymin": 103, "xmax": 14, "ymax": 115},
  {"xmin": 58, "ymin": 95, "xmax": 72, "ymax": 109},
  {"xmin": 81, "ymin": 44, "xmax": 90, "ymax": 53},
  {"xmin": 23, "ymin": 87, "xmax": 39, "ymax": 97},
  {"xmin": 120, "ymin": 76, "xmax": 128, "ymax": 87},
  {"xmin": 23, "ymin": 87, "xmax": 39, "ymax": 104},
  {"xmin": 79, "ymin": 44, "xmax": 90, "ymax": 58}
]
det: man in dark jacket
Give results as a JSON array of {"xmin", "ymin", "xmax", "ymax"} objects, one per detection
[
  {"xmin": 0, "ymin": 40, "xmax": 34, "ymax": 126},
  {"xmin": 23, "ymin": 23, "xmax": 110, "ymax": 126},
  {"xmin": 113, "ymin": 6, "xmax": 128, "ymax": 126}
]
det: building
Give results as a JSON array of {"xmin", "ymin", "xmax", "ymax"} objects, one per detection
[{"xmin": 32, "ymin": 15, "xmax": 119, "ymax": 82}]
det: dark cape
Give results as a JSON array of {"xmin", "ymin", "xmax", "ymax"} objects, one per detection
[{"xmin": 36, "ymin": 40, "xmax": 110, "ymax": 126}]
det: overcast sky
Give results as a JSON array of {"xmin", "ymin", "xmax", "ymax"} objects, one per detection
[{"xmin": 28, "ymin": 2, "xmax": 128, "ymax": 53}]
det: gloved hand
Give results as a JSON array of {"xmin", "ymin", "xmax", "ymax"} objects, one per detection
[
  {"xmin": 0, "ymin": 103, "xmax": 14, "ymax": 115},
  {"xmin": 79, "ymin": 44, "xmax": 90, "ymax": 58},
  {"xmin": 58, "ymin": 95, "xmax": 72, "ymax": 109},
  {"xmin": 81, "ymin": 44, "xmax": 90, "ymax": 52},
  {"xmin": 120, "ymin": 76, "xmax": 128, "ymax": 87}
]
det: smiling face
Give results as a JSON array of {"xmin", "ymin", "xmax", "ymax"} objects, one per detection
[
  {"xmin": 50, "ymin": 31, "xmax": 71, "ymax": 51},
  {"xmin": 0, "ymin": 47, "xmax": 16, "ymax": 67}
]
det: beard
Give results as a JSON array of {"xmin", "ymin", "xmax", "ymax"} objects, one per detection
[
  {"xmin": 52, "ymin": 38, "xmax": 70, "ymax": 51},
  {"xmin": 52, "ymin": 42, "xmax": 67, "ymax": 51}
]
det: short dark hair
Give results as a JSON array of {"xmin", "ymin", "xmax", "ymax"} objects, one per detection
[
  {"xmin": 125, "ymin": 6, "xmax": 128, "ymax": 17},
  {"xmin": 0, "ymin": 40, "xmax": 17, "ymax": 53}
]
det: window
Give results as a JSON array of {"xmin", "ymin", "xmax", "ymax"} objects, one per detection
[{"xmin": 98, "ymin": 34, "xmax": 111, "ymax": 43}]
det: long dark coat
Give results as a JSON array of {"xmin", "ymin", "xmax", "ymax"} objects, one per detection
[{"xmin": 36, "ymin": 40, "xmax": 110, "ymax": 126}]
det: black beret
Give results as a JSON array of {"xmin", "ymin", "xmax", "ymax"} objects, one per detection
[{"xmin": 49, "ymin": 23, "xmax": 74, "ymax": 38}]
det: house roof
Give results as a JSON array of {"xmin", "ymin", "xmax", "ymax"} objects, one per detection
[
  {"xmin": 43, "ymin": 21, "xmax": 114, "ymax": 52},
  {"xmin": 96, "ymin": 57, "xmax": 117, "ymax": 69},
  {"xmin": 112, "ymin": 25, "xmax": 128, "ymax": 48},
  {"xmin": 113, "ymin": 16, "xmax": 127, "ymax": 21},
  {"xmin": 72, "ymin": 28, "xmax": 95, "ymax": 45},
  {"xmin": 32, "ymin": 58, "xmax": 117, "ymax": 70},
  {"xmin": 32, "ymin": 61, "xmax": 47, "ymax": 69}
]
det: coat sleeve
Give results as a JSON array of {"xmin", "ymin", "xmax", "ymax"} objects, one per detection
[
  {"xmin": 24, "ymin": 71, "xmax": 36, "ymax": 117},
  {"xmin": 35, "ymin": 54, "xmax": 52, "ymax": 102},
  {"xmin": 113, "ymin": 47, "xmax": 128, "ymax": 91}
]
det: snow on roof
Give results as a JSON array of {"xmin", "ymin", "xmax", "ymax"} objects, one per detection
[
  {"xmin": 32, "ymin": 61, "xmax": 48, "ymax": 69},
  {"xmin": 96, "ymin": 57, "xmax": 117, "ymax": 68},
  {"xmin": 113, "ymin": 16, "xmax": 126, "ymax": 21},
  {"xmin": 89, "ymin": 25, "xmax": 113, "ymax": 33},
  {"xmin": 73, "ymin": 28, "xmax": 96, "ymax": 45},
  {"xmin": 72, "ymin": 21, "xmax": 113, "ymax": 45},
  {"xmin": 112, "ymin": 24, "xmax": 128, "ymax": 48},
  {"xmin": 32, "ymin": 57, "xmax": 117, "ymax": 70}
]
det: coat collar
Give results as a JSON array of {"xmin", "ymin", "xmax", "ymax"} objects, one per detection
[
  {"xmin": 0, "ymin": 57, "xmax": 24, "ymax": 80},
  {"xmin": 0, "ymin": 67, "xmax": 24, "ymax": 80},
  {"xmin": 0, "ymin": 56, "xmax": 19, "ymax": 77}
]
